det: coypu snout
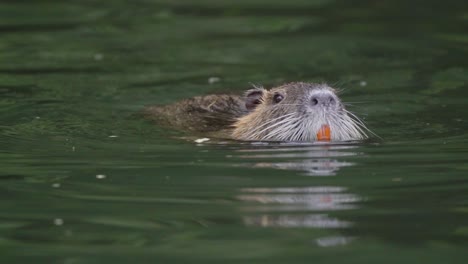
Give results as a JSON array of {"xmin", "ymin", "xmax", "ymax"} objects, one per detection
[{"xmin": 309, "ymin": 89, "xmax": 338, "ymax": 108}]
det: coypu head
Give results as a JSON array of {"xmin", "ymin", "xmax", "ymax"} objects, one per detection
[{"xmin": 232, "ymin": 82, "xmax": 370, "ymax": 142}]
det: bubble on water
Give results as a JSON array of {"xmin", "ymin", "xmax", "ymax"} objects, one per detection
[
  {"xmin": 316, "ymin": 236, "xmax": 354, "ymax": 247},
  {"xmin": 194, "ymin": 138, "xmax": 210, "ymax": 143},
  {"xmin": 96, "ymin": 174, "xmax": 106, "ymax": 179},
  {"xmin": 94, "ymin": 53, "xmax": 103, "ymax": 61},
  {"xmin": 208, "ymin": 77, "xmax": 220, "ymax": 84},
  {"xmin": 54, "ymin": 218, "xmax": 64, "ymax": 226}
]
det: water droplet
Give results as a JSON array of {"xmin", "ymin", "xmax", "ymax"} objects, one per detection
[
  {"xmin": 208, "ymin": 77, "xmax": 220, "ymax": 84},
  {"xmin": 94, "ymin": 53, "xmax": 103, "ymax": 61},
  {"xmin": 194, "ymin": 138, "xmax": 210, "ymax": 143},
  {"xmin": 54, "ymin": 218, "xmax": 64, "ymax": 226}
]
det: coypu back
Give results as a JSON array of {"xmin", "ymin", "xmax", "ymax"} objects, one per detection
[{"xmin": 142, "ymin": 94, "xmax": 248, "ymax": 133}]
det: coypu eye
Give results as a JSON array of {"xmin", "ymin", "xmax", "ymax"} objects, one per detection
[{"xmin": 273, "ymin": 93, "xmax": 284, "ymax": 104}]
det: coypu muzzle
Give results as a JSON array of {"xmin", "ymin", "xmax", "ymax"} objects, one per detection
[{"xmin": 231, "ymin": 83, "xmax": 371, "ymax": 142}]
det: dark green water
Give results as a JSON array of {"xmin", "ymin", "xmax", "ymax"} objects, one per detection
[{"xmin": 1, "ymin": 0, "xmax": 468, "ymax": 263}]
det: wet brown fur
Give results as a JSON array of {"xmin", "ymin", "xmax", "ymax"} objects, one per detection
[{"xmin": 142, "ymin": 82, "xmax": 367, "ymax": 141}]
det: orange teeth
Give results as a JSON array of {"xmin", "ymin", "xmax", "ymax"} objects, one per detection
[{"xmin": 317, "ymin": 124, "xmax": 331, "ymax": 141}]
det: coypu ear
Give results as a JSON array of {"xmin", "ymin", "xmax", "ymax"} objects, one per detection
[{"xmin": 244, "ymin": 88, "xmax": 265, "ymax": 111}]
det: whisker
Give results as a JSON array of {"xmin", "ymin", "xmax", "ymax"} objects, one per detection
[
  {"xmin": 248, "ymin": 82, "xmax": 263, "ymax": 89},
  {"xmin": 335, "ymin": 86, "xmax": 349, "ymax": 95},
  {"xmin": 261, "ymin": 118, "xmax": 300, "ymax": 140},
  {"xmin": 254, "ymin": 116, "xmax": 297, "ymax": 138},
  {"xmin": 261, "ymin": 117, "xmax": 300, "ymax": 141},
  {"xmin": 343, "ymin": 110, "xmax": 379, "ymax": 139},
  {"xmin": 343, "ymin": 101, "xmax": 369, "ymax": 105},
  {"xmin": 243, "ymin": 113, "xmax": 295, "ymax": 138},
  {"xmin": 247, "ymin": 113, "xmax": 296, "ymax": 139}
]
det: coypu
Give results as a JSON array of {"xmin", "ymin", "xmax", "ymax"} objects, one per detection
[{"xmin": 143, "ymin": 82, "xmax": 370, "ymax": 141}]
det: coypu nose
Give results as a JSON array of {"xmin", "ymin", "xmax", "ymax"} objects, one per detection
[{"xmin": 310, "ymin": 93, "xmax": 336, "ymax": 107}]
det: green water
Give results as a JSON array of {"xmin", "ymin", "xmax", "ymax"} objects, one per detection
[{"xmin": 1, "ymin": 0, "xmax": 468, "ymax": 263}]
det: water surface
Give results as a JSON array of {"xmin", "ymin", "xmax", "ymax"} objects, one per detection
[{"xmin": 1, "ymin": 0, "xmax": 468, "ymax": 263}]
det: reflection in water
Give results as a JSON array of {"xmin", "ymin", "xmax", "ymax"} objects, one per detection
[
  {"xmin": 238, "ymin": 186, "xmax": 360, "ymax": 212},
  {"xmin": 243, "ymin": 214, "xmax": 351, "ymax": 228},
  {"xmin": 252, "ymin": 159, "xmax": 353, "ymax": 176},
  {"xmin": 235, "ymin": 145, "xmax": 362, "ymax": 247},
  {"xmin": 315, "ymin": 236, "xmax": 355, "ymax": 247},
  {"xmin": 236, "ymin": 143, "xmax": 359, "ymax": 176},
  {"xmin": 238, "ymin": 186, "xmax": 360, "ymax": 247}
]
